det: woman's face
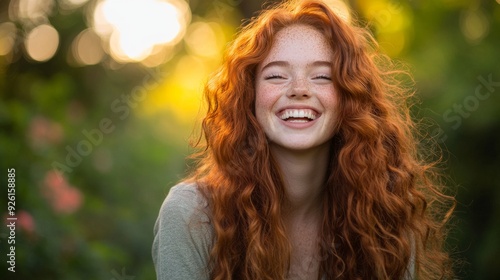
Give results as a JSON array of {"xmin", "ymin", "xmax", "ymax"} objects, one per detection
[{"xmin": 255, "ymin": 24, "xmax": 338, "ymax": 152}]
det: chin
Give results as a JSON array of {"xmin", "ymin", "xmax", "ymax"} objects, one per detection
[{"xmin": 270, "ymin": 140, "xmax": 328, "ymax": 152}]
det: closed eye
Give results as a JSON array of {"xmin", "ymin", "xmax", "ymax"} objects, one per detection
[
  {"xmin": 313, "ymin": 74, "xmax": 331, "ymax": 80},
  {"xmin": 264, "ymin": 74, "xmax": 286, "ymax": 80}
]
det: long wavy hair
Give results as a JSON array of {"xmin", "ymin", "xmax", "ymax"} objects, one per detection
[{"xmin": 188, "ymin": 0, "xmax": 455, "ymax": 279}]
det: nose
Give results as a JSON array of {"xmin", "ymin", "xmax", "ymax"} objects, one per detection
[{"xmin": 287, "ymin": 77, "xmax": 311, "ymax": 99}]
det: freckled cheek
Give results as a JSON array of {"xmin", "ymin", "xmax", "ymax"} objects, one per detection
[
  {"xmin": 324, "ymin": 94, "xmax": 338, "ymax": 107},
  {"xmin": 255, "ymin": 84, "xmax": 283, "ymax": 110},
  {"xmin": 316, "ymin": 84, "xmax": 337, "ymax": 99},
  {"xmin": 319, "ymin": 87, "xmax": 339, "ymax": 115}
]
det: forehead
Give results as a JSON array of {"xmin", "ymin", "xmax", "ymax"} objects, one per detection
[{"xmin": 261, "ymin": 24, "xmax": 333, "ymax": 66}]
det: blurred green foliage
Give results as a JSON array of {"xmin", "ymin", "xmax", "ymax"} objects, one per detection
[{"xmin": 0, "ymin": 0, "xmax": 499, "ymax": 279}]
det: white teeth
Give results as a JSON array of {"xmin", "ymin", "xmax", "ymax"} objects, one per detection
[{"xmin": 279, "ymin": 109, "xmax": 318, "ymax": 121}]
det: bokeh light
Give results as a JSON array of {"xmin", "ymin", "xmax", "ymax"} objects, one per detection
[
  {"xmin": 25, "ymin": 24, "xmax": 59, "ymax": 62},
  {"xmin": 184, "ymin": 22, "xmax": 225, "ymax": 58},
  {"xmin": 140, "ymin": 45, "xmax": 175, "ymax": 68},
  {"xmin": 0, "ymin": 22, "xmax": 17, "ymax": 56},
  {"xmin": 91, "ymin": 0, "xmax": 190, "ymax": 62},
  {"xmin": 138, "ymin": 19, "xmax": 230, "ymax": 120},
  {"xmin": 461, "ymin": 8, "xmax": 490, "ymax": 44},
  {"xmin": 59, "ymin": 0, "xmax": 90, "ymax": 11},
  {"xmin": 8, "ymin": 0, "xmax": 55, "ymax": 27},
  {"xmin": 71, "ymin": 28, "xmax": 105, "ymax": 66}
]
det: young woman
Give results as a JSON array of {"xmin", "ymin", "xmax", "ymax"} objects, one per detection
[{"xmin": 152, "ymin": 0, "xmax": 455, "ymax": 279}]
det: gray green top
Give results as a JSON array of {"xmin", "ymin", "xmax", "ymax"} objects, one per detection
[
  {"xmin": 152, "ymin": 182, "xmax": 415, "ymax": 279},
  {"xmin": 152, "ymin": 182, "xmax": 213, "ymax": 280}
]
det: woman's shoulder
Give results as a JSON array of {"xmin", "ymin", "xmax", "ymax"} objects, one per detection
[
  {"xmin": 158, "ymin": 181, "xmax": 210, "ymax": 223},
  {"xmin": 153, "ymin": 181, "xmax": 213, "ymax": 279},
  {"xmin": 165, "ymin": 181, "xmax": 206, "ymax": 203}
]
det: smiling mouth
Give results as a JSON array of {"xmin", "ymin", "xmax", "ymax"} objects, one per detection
[{"xmin": 278, "ymin": 109, "xmax": 319, "ymax": 123}]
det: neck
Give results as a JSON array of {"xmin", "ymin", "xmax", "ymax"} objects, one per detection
[{"xmin": 271, "ymin": 143, "xmax": 330, "ymax": 220}]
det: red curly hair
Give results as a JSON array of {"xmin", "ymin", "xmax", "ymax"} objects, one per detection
[{"xmin": 188, "ymin": 0, "xmax": 455, "ymax": 279}]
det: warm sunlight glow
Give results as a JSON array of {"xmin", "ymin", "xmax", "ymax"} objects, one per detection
[
  {"xmin": 25, "ymin": 24, "xmax": 59, "ymax": 62},
  {"xmin": 357, "ymin": 0, "xmax": 413, "ymax": 56},
  {"xmin": 378, "ymin": 30, "xmax": 407, "ymax": 57},
  {"xmin": 92, "ymin": 0, "xmax": 190, "ymax": 62},
  {"xmin": 184, "ymin": 22, "xmax": 225, "ymax": 58},
  {"xmin": 139, "ymin": 55, "xmax": 207, "ymax": 122}
]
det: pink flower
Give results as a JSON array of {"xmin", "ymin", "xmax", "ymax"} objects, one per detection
[
  {"xmin": 28, "ymin": 115, "xmax": 64, "ymax": 149},
  {"xmin": 42, "ymin": 171, "xmax": 83, "ymax": 214},
  {"xmin": 3, "ymin": 210, "xmax": 35, "ymax": 234},
  {"xmin": 17, "ymin": 210, "xmax": 36, "ymax": 233}
]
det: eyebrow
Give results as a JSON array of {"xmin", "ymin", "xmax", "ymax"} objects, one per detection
[{"xmin": 260, "ymin": 60, "xmax": 332, "ymax": 71}]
